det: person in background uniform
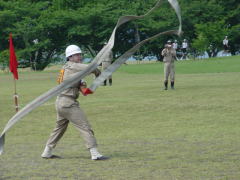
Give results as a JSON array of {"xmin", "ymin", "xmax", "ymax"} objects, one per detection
[
  {"xmin": 208, "ymin": 44, "xmax": 214, "ymax": 57},
  {"xmin": 41, "ymin": 44, "xmax": 108, "ymax": 160},
  {"xmin": 161, "ymin": 41, "xmax": 176, "ymax": 90},
  {"xmin": 172, "ymin": 40, "xmax": 179, "ymax": 60},
  {"xmin": 172, "ymin": 40, "xmax": 178, "ymax": 51},
  {"xmin": 102, "ymin": 42, "xmax": 113, "ymax": 86},
  {"xmin": 223, "ymin": 36, "xmax": 229, "ymax": 52},
  {"xmin": 181, "ymin": 39, "xmax": 188, "ymax": 60}
]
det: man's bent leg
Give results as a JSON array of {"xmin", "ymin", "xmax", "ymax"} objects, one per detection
[
  {"xmin": 66, "ymin": 106, "xmax": 108, "ymax": 160},
  {"xmin": 66, "ymin": 106, "xmax": 97, "ymax": 149},
  {"xmin": 42, "ymin": 115, "xmax": 69, "ymax": 158}
]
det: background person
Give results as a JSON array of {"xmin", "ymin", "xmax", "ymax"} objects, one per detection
[
  {"xmin": 161, "ymin": 42, "xmax": 176, "ymax": 90},
  {"xmin": 223, "ymin": 36, "xmax": 229, "ymax": 52},
  {"xmin": 172, "ymin": 40, "xmax": 179, "ymax": 60},
  {"xmin": 208, "ymin": 44, "xmax": 215, "ymax": 57},
  {"xmin": 102, "ymin": 42, "xmax": 113, "ymax": 86},
  {"xmin": 181, "ymin": 39, "xmax": 188, "ymax": 60},
  {"xmin": 41, "ymin": 44, "xmax": 108, "ymax": 160},
  {"xmin": 172, "ymin": 40, "xmax": 178, "ymax": 50}
]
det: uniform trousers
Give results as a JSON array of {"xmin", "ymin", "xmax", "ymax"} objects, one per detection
[
  {"xmin": 164, "ymin": 62, "xmax": 175, "ymax": 82},
  {"xmin": 45, "ymin": 96, "xmax": 97, "ymax": 149},
  {"xmin": 102, "ymin": 61, "xmax": 112, "ymax": 79}
]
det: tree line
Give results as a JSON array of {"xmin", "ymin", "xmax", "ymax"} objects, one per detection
[{"xmin": 0, "ymin": 0, "xmax": 239, "ymax": 70}]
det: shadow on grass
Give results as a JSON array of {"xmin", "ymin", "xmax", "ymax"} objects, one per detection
[{"xmin": 42, "ymin": 155, "xmax": 62, "ymax": 159}]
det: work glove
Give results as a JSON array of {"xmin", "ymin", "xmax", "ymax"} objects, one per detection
[{"xmin": 81, "ymin": 88, "xmax": 93, "ymax": 96}]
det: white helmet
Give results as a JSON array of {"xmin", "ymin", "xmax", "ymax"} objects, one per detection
[{"xmin": 65, "ymin": 45, "xmax": 82, "ymax": 58}]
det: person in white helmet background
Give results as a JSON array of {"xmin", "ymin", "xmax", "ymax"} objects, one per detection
[
  {"xmin": 172, "ymin": 40, "xmax": 178, "ymax": 51},
  {"xmin": 102, "ymin": 42, "xmax": 113, "ymax": 86},
  {"xmin": 181, "ymin": 39, "xmax": 188, "ymax": 60},
  {"xmin": 161, "ymin": 40, "xmax": 176, "ymax": 90},
  {"xmin": 172, "ymin": 40, "xmax": 179, "ymax": 60},
  {"xmin": 223, "ymin": 36, "xmax": 229, "ymax": 53},
  {"xmin": 41, "ymin": 44, "xmax": 108, "ymax": 160}
]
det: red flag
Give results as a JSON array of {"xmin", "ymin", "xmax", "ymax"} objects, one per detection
[{"xmin": 9, "ymin": 33, "xmax": 18, "ymax": 80}]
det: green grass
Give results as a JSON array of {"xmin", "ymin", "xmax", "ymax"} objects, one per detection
[
  {"xmin": 118, "ymin": 55, "xmax": 240, "ymax": 74},
  {"xmin": 0, "ymin": 56, "xmax": 240, "ymax": 180}
]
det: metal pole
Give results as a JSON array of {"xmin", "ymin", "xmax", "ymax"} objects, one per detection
[{"xmin": 13, "ymin": 78, "xmax": 19, "ymax": 112}]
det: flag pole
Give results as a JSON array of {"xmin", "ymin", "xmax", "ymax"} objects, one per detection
[
  {"xmin": 13, "ymin": 78, "xmax": 19, "ymax": 112},
  {"xmin": 9, "ymin": 32, "xmax": 19, "ymax": 112}
]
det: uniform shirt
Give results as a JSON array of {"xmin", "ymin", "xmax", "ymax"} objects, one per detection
[
  {"xmin": 223, "ymin": 39, "xmax": 228, "ymax": 45},
  {"xmin": 172, "ymin": 42, "xmax": 178, "ymax": 50},
  {"xmin": 161, "ymin": 48, "xmax": 176, "ymax": 63},
  {"xmin": 60, "ymin": 61, "xmax": 89, "ymax": 99},
  {"xmin": 182, "ymin": 42, "xmax": 188, "ymax": 49}
]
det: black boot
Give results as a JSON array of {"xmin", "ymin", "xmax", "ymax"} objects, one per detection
[
  {"xmin": 109, "ymin": 79, "xmax": 112, "ymax": 86},
  {"xmin": 103, "ymin": 80, "xmax": 107, "ymax": 86},
  {"xmin": 171, "ymin": 81, "xmax": 174, "ymax": 89},
  {"xmin": 164, "ymin": 81, "xmax": 168, "ymax": 90}
]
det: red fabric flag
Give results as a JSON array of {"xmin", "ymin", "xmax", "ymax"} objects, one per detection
[{"xmin": 9, "ymin": 33, "xmax": 18, "ymax": 80}]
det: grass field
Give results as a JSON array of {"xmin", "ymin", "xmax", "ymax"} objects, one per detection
[{"xmin": 0, "ymin": 56, "xmax": 240, "ymax": 180}]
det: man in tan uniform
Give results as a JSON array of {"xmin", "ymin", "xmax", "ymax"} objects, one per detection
[
  {"xmin": 161, "ymin": 40, "xmax": 176, "ymax": 90},
  {"xmin": 102, "ymin": 43, "xmax": 113, "ymax": 86},
  {"xmin": 41, "ymin": 45, "xmax": 108, "ymax": 160}
]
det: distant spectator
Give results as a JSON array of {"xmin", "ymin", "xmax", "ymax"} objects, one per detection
[
  {"xmin": 181, "ymin": 39, "xmax": 188, "ymax": 60},
  {"xmin": 172, "ymin": 40, "xmax": 178, "ymax": 50},
  {"xmin": 172, "ymin": 40, "xmax": 179, "ymax": 60},
  {"xmin": 223, "ymin": 36, "xmax": 229, "ymax": 52},
  {"xmin": 208, "ymin": 44, "xmax": 214, "ymax": 57}
]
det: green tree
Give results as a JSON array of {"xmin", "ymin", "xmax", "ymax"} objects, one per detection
[
  {"xmin": 1, "ymin": 0, "xmax": 240, "ymax": 69},
  {"xmin": 192, "ymin": 21, "xmax": 229, "ymax": 56}
]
